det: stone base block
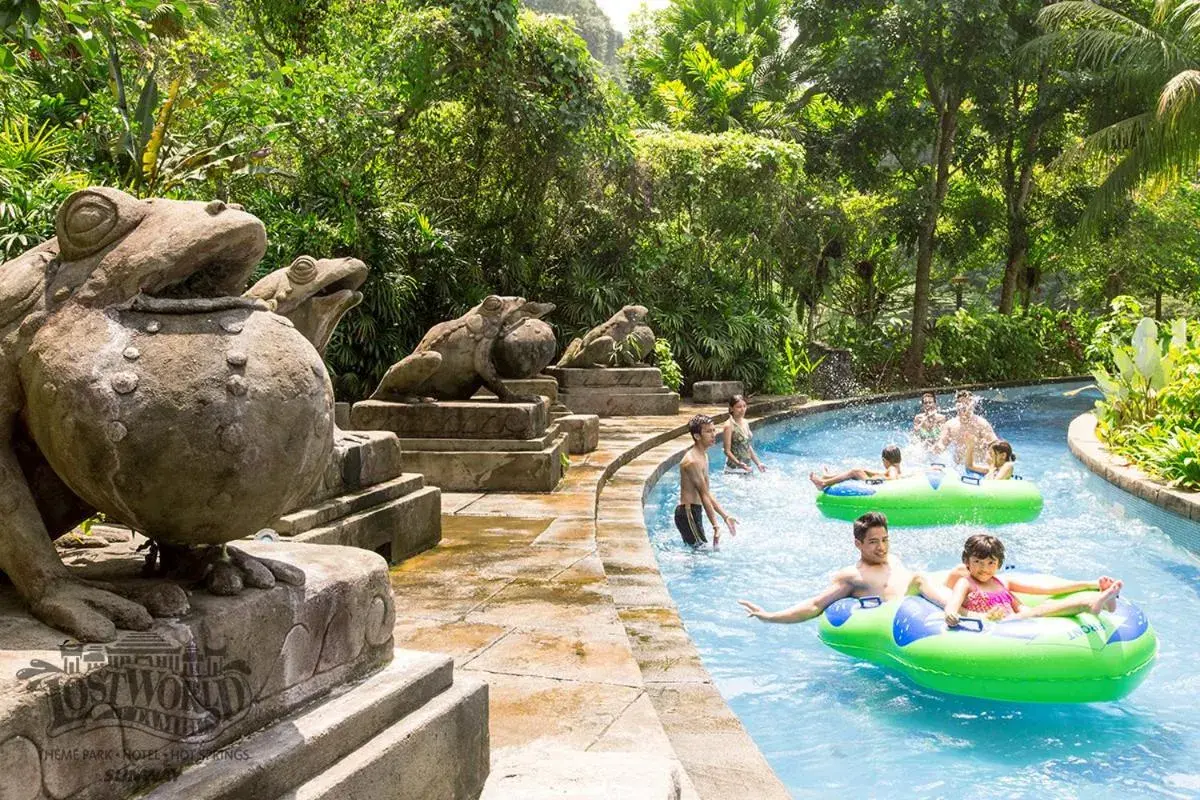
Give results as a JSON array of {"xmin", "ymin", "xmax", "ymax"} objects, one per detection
[
  {"xmin": 145, "ymin": 650, "xmax": 489, "ymax": 800},
  {"xmin": 555, "ymin": 388, "xmax": 680, "ymax": 417},
  {"xmin": 289, "ymin": 481, "xmax": 443, "ymax": 563},
  {"xmin": 691, "ymin": 380, "xmax": 744, "ymax": 404},
  {"xmin": 335, "ymin": 402, "xmax": 351, "ymax": 429},
  {"xmin": 474, "ymin": 376, "xmax": 559, "ymax": 406},
  {"xmin": 307, "ymin": 429, "xmax": 405, "ymax": 504},
  {"xmin": 0, "ymin": 542, "xmax": 395, "ymax": 800},
  {"xmin": 545, "ymin": 366, "xmax": 665, "ymax": 388},
  {"xmin": 546, "ymin": 367, "xmax": 680, "ymax": 416},
  {"xmin": 557, "ymin": 413, "xmax": 599, "ymax": 454},
  {"xmin": 350, "ymin": 399, "xmax": 549, "ymax": 441},
  {"xmin": 400, "ymin": 432, "xmax": 569, "ymax": 492}
]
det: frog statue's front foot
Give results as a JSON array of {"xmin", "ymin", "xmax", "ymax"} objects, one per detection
[
  {"xmin": 146, "ymin": 542, "xmax": 305, "ymax": 596},
  {"xmin": 29, "ymin": 576, "xmax": 155, "ymax": 643}
]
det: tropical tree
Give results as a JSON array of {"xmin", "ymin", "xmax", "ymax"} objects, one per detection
[
  {"xmin": 1034, "ymin": 0, "xmax": 1200, "ymax": 221},
  {"xmin": 622, "ymin": 0, "xmax": 806, "ymax": 133}
]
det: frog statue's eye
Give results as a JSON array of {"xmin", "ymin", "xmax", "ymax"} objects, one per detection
[
  {"xmin": 287, "ymin": 255, "xmax": 317, "ymax": 285},
  {"xmin": 55, "ymin": 188, "xmax": 144, "ymax": 261}
]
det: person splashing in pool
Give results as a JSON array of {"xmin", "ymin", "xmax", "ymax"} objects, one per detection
[
  {"xmin": 964, "ymin": 438, "xmax": 1016, "ymax": 480},
  {"xmin": 809, "ymin": 445, "xmax": 902, "ymax": 490},
  {"xmin": 676, "ymin": 414, "xmax": 739, "ymax": 549},
  {"xmin": 934, "ymin": 390, "xmax": 997, "ymax": 466},
  {"xmin": 912, "ymin": 391, "xmax": 946, "ymax": 447},
  {"xmin": 944, "ymin": 534, "xmax": 1121, "ymax": 626},
  {"xmin": 738, "ymin": 512, "xmax": 951, "ymax": 622}
]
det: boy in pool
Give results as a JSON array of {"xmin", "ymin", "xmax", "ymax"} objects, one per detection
[
  {"xmin": 964, "ymin": 438, "xmax": 1017, "ymax": 480},
  {"xmin": 809, "ymin": 444, "xmax": 902, "ymax": 490},
  {"xmin": 912, "ymin": 392, "xmax": 946, "ymax": 447},
  {"xmin": 943, "ymin": 533, "xmax": 1121, "ymax": 626},
  {"xmin": 676, "ymin": 414, "xmax": 739, "ymax": 549}
]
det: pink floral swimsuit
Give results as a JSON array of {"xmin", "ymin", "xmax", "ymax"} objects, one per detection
[{"xmin": 961, "ymin": 576, "xmax": 1018, "ymax": 621}]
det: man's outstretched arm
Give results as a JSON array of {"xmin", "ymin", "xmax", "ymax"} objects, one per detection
[{"xmin": 739, "ymin": 573, "xmax": 852, "ymax": 624}]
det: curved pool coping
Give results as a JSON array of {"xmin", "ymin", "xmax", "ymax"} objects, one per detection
[
  {"xmin": 1067, "ymin": 412, "xmax": 1200, "ymax": 523},
  {"xmin": 592, "ymin": 375, "xmax": 1086, "ymax": 799}
]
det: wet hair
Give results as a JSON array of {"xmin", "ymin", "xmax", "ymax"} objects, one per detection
[
  {"xmin": 853, "ymin": 511, "xmax": 889, "ymax": 542},
  {"xmin": 688, "ymin": 414, "xmax": 713, "ymax": 440},
  {"xmin": 991, "ymin": 439, "xmax": 1015, "ymax": 462},
  {"xmin": 921, "ymin": 391, "xmax": 936, "ymax": 402},
  {"xmin": 962, "ymin": 533, "xmax": 1005, "ymax": 566},
  {"xmin": 881, "ymin": 444, "xmax": 902, "ymax": 465},
  {"xmin": 727, "ymin": 394, "xmax": 746, "ymax": 409},
  {"xmin": 955, "ymin": 389, "xmax": 973, "ymax": 401}
]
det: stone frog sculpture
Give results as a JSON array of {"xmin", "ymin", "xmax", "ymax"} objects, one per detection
[
  {"xmin": 556, "ymin": 304, "xmax": 656, "ymax": 368},
  {"xmin": 370, "ymin": 295, "xmax": 555, "ymax": 402},
  {"xmin": 244, "ymin": 254, "xmax": 368, "ymax": 357},
  {"xmin": 1, "ymin": 187, "xmax": 336, "ymax": 642}
]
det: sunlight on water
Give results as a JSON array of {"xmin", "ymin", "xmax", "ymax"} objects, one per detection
[{"xmin": 644, "ymin": 383, "xmax": 1200, "ymax": 799}]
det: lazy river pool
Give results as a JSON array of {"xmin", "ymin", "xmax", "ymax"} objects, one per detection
[{"xmin": 643, "ymin": 382, "xmax": 1200, "ymax": 799}]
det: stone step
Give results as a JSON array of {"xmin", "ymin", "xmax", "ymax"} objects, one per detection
[
  {"xmin": 143, "ymin": 650, "xmax": 475, "ymax": 800},
  {"xmin": 350, "ymin": 398, "xmax": 549, "ymax": 441},
  {"xmin": 546, "ymin": 366, "xmax": 664, "ymax": 388},
  {"xmin": 306, "ymin": 430, "xmax": 405, "ymax": 504},
  {"xmin": 287, "ymin": 675, "xmax": 489, "ymax": 800},
  {"xmin": 556, "ymin": 413, "xmax": 599, "ymax": 454},
  {"xmin": 292, "ymin": 485, "xmax": 442, "ymax": 563},
  {"xmin": 276, "ymin": 473, "xmax": 427, "ymax": 535},
  {"xmin": 554, "ymin": 391, "xmax": 681, "ymax": 418},
  {"xmin": 403, "ymin": 433, "xmax": 570, "ymax": 492},
  {"xmin": 398, "ymin": 423, "xmax": 562, "ymax": 453},
  {"xmin": 481, "ymin": 749, "xmax": 684, "ymax": 799},
  {"xmin": 560, "ymin": 385, "xmax": 673, "ymax": 397}
]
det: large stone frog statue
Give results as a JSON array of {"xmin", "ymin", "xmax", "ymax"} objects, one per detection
[
  {"xmin": 556, "ymin": 304, "xmax": 655, "ymax": 368},
  {"xmin": 245, "ymin": 254, "xmax": 368, "ymax": 357},
  {"xmin": 370, "ymin": 295, "xmax": 555, "ymax": 403},
  {"xmin": 1, "ymin": 187, "xmax": 336, "ymax": 642}
]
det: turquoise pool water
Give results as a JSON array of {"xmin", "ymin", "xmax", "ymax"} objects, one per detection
[{"xmin": 643, "ymin": 383, "xmax": 1200, "ymax": 799}]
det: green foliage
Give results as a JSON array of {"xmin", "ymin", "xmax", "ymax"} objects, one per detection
[
  {"xmin": 925, "ymin": 307, "xmax": 1094, "ymax": 383},
  {"xmin": 1091, "ymin": 313, "xmax": 1200, "ymax": 490},
  {"xmin": 762, "ymin": 335, "xmax": 824, "ymax": 395},
  {"xmin": 653, "ymin": 337, "xmax": 683, "ymax": 391}
]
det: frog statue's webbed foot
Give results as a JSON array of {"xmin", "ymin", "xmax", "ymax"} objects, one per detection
[
  {"xmin": 30, "ymin": 576, "xmax": 155, "ymax": 643},
  {"xmin": 202, "ymin": 544, "xmax": 306, "ymax": 596}
]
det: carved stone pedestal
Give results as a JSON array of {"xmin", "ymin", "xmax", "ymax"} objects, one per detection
[
  {"xmin": 545, "ymin": 367, "xmax": 680, "ymax": 417},
  {"xmin": 348, "ymin": 399, "xmax": 568, "ymax": 492},
  {"xmin": 273, "ymin": 430, "xmax": 441, "ymax": 563},
  {"xmin": 474, "ymin": 377, "xmax": 599, "ymax": 455},
  {"xmin": 0, "ymin": 542, "xmax": 489, "ymax": 800}
]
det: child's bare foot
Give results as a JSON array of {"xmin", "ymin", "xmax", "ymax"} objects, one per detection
[
  {"xmin": 1089, "ymin": 580, "xmax": 1123, "ymax": 614},
  {"xmin": 809, "ymin": 472, "xmax": 827, "ymax": 489}
]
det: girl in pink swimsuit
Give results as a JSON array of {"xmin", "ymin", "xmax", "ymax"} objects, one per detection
[{"xmin": 944, "ymin": 534, "xmax": 1123, "ymax": 627}]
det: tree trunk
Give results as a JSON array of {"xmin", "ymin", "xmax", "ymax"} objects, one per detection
[
  {"xmin": 1155, "ymin": 291, "xmax": 1162, "ymax": 320},
  {"xmin": 904, "ymin": 101, "xmax": 960, "ymax": 383},
  {"xmin": 999, "ymin": 217, "xmax": 1028, "ymax": 314}
]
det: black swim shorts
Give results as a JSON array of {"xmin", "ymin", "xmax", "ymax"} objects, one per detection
[{"xmin": 674, "ymin": 503, "xmax": 707, "ymax": 547}]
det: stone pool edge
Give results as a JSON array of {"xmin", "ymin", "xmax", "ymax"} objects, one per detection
[
  {"xmin": 594, "ymin": 375, "xmax": 1088, "ymax": 798},
  {"xmin": 1068, "ymin": 413, "xmax": 1200, "ymax": 523}
]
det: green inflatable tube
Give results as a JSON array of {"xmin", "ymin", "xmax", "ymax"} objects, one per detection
[
  {"xmin": 817, "ymin": 582, "xmax": 1157, "ymax": 703},
  {"xmin": 815, "ymin": 471, "xmax": 1043, "ymax": 526}
]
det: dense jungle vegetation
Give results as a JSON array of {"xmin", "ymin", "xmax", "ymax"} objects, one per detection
[{"xmin": 2, "ymin": 0, "xmax": 1199, "ymax": 401}]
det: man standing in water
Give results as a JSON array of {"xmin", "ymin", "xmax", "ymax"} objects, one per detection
[
  {"xmin": 676, "ymin": 414, "xmax": 739, "ymax": 549},
  {"xmin": 935, "ymin": 389, "xmax": 997, "ymax": 466},
  {"xmin": 738, "ymin": 512, "xmax": 947, "ymax": 622}
]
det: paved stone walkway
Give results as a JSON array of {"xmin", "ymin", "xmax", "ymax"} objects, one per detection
[{"xmin": 389, "ymin": 401, "xmax": 803, "ymax": 799}]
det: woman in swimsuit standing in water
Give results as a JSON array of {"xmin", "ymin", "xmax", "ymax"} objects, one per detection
[{"xmin": 723, "ymin": 394, "xmax": 766, "ymax": 473}]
